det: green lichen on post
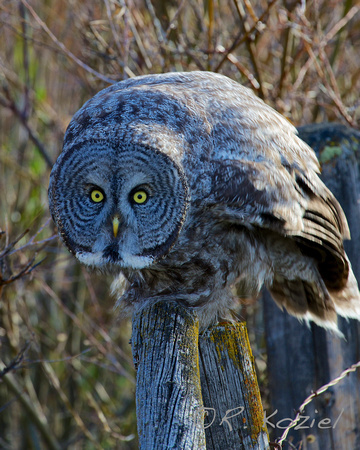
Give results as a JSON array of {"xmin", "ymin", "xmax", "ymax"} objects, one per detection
[
  {"xmin": 206, "ymin": 322, "xmax": 269, "ymax": 447},
  {"xmin": 319, "ymin": 144, "xmax": 343, "ymax": 163}
]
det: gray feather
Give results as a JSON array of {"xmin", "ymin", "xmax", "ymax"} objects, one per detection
[{"xmin": 48, "ymin": 71, "xmax": 360, "ymax": 332}]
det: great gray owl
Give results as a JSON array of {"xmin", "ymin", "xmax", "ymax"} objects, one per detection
[{"xmin": 49, "ymin": 71, "xmax": 360, "ymax": 332}]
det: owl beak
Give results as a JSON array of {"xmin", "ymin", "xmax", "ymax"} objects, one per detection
[{"xmin": 112, "ymin": 215, "xmax": 120, "ymax": 238}]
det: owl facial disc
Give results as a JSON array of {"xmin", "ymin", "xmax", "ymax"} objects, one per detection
[{"xmin": 49, "ymin": 141, "xmax": 189, "ymax": 269}]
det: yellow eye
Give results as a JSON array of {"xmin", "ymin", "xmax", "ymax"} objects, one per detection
[
  {"xmin": 133, "ymin": 190, "xmax": 148, "ymax": 204},
  {"xmin": 90, "ymin": 189, "xmax": 104, "ymax": 203}
]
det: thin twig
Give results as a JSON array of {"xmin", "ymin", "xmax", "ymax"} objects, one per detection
[
  {"xmin": 0, "ymin": 342, "xmax": 31, "ymax": 378},
  {"xmin": 0, "ymin": 228, "xmax": 30, "ymax": 260},
  {"xmin": 214, "ymin": 0, "xmax": 278, "ymax": 72},
  {"xmin": 219, "ymin": 49, "xmax": 260, "ymax": 90},
  {"xmin": 278, "ymin": 25, "xmax": 290, "ymax": 99},
  {"xmin": 318, "ymin": 47, "xmax": 355, "ymax": 125},
  {"xmin": 165, "ymin": 0, "xmax": 187, "ymax": 39},
  {"xmin": 145, "ymin": 0, "xmax": 166, "ymax": 44},
  {"xmin": 291, "ymin": 4, "xmax": 360, "ymax": 122},
  {"xmin": 233, "ymin": 0, "xmax": 264, "ymax": 98},
  {"xmin": 104, "ymin": 0, "xmax": 123, "ymax": 57},
  {"xmin": 125, "ymin": 3, "xmax": 152, "ymax": 70},
  {"xmin": 324, "ymin": 5, "xmax": 360, "ymax": 44},
  {"xmin": 7, "ymin": 218, "xmax": 55, "ymax": 256},
  {"xmin": 0, "ymin": 353, "xmax": 61, "ymax": 450},
  {"xmin": 43, "ymin": 360, "xmax": 103, "ymax": 449},
  {"xmin": 0, "ymin": 87, "xmax": 54, "ymax": 169},
  {"xmin": 20, "ymin": 0, "xmax": 115, "ymax": 85},
  {"xmin": 19, "ymin": 1, "xmax": 30, "ymax": 121},
  {"xmin": 0, "ymin": 219, "xmax": 54, "ymax": 259},
  {"xmin": 39, "ymin": 280, "xmax": 135, "ymax": 383},
  {"xmin": 207, "ymin": 0, "xmax": 214, "ymax": 69},
  {"xmin": 0, "ymin": 256, "xmax": 45, "ymax": 286}
]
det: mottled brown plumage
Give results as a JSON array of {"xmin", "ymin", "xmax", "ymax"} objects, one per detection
[{"xmin": 49, "ymin": 71, "xmax": 360, "ymax": 332}]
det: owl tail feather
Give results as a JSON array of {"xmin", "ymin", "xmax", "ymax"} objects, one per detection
[
  {"xmin": 268, "ymin": 265, "xmax": 360, "ymax": 337},
  {"xmin": 331, "ymin": 266, "xmax": 360, "ymax": 321}
]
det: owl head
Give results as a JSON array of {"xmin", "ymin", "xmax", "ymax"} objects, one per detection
[{"xmin": 48, "ymin": 77, "xmax": 196, "ymax": 270}]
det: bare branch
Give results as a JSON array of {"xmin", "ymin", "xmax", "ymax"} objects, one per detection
[
  {"xmin": 0, "ymin": 342, "xmax": 31, "ymax": 379},
  {"xmin": 0, "ymin": 86, "xmax": 53, "ymax": 169},
  {"xmin": 214, "ymin": 0, "xmax": 278, "ymax": 73},
  {"xmin": 324, "ymin": 5, "xmax": 360, "ymax": 44},
  {"xmin": 20, "ymin": 0, "xmax": 116, "ymax": 85}
]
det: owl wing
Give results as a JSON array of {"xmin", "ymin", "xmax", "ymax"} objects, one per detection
[{"xmin": 209, "ymin": 156, "xmax": 350, "ymax": 292}]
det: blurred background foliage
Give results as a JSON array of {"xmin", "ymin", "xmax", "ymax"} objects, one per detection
[{"xmin": 0, "ymin": 0, "xmax": 360, "ymax": 448}]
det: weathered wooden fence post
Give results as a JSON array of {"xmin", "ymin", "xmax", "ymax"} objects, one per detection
[
  {"xmin": 264, "ymin": 123, "xmax": 360, "ymax": 449},
  {"xmin": 131, "ymin": 300, "xmax": 270, "ymax": 449},
  {"xmin": 199, "ymin": 322, "xmax": 270, "ymax": 449},
  {"xmin": 131, "ymin": 300, "xmax": 205, "ymax": 449}
]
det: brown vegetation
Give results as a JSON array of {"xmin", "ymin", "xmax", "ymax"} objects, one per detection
[{"xmin": 1, "ymin": 0, "xmax": 359, "ymax": 448}]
